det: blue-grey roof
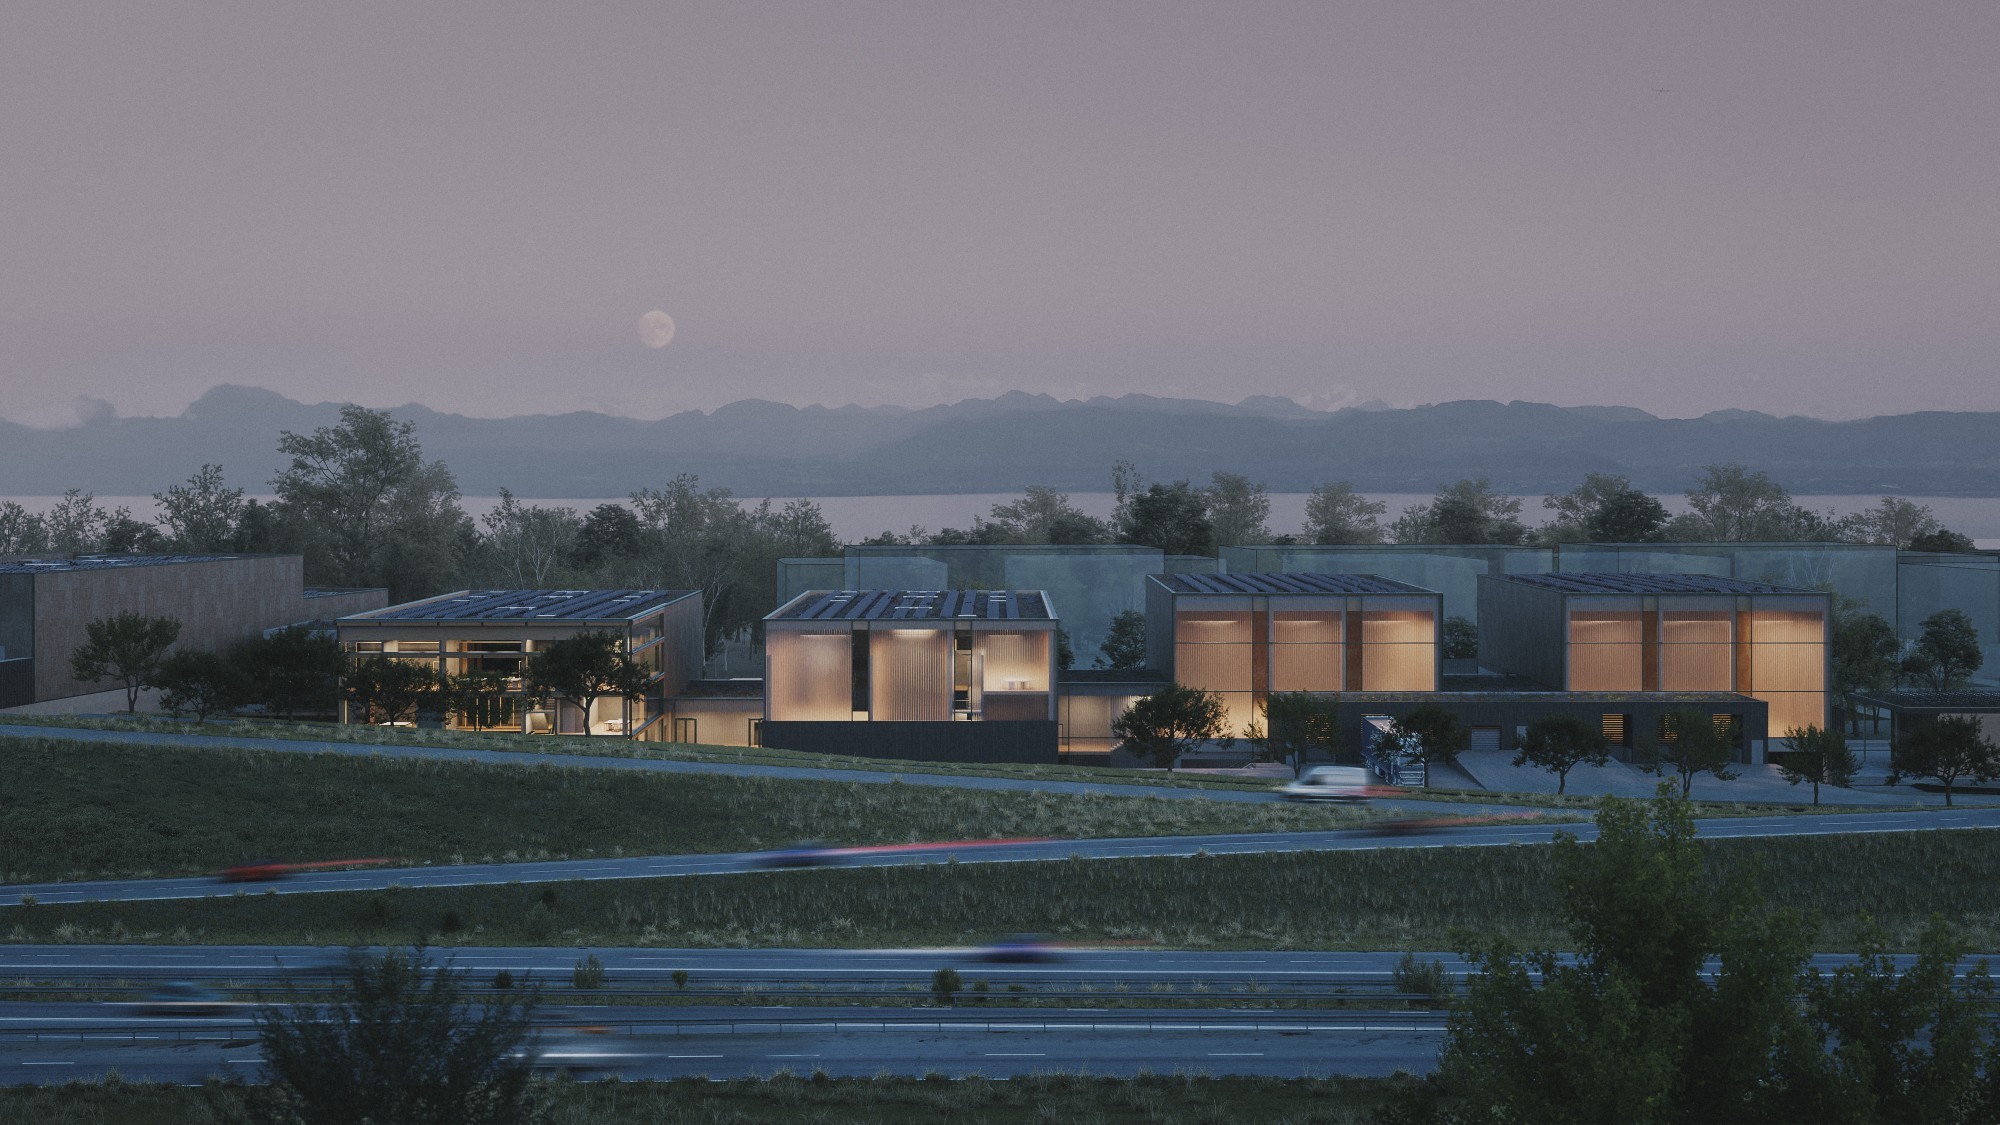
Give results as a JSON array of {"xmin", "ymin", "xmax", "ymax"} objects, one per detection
[
  {"xmin": 1161, "ymin": 572, "xmax": 1433, "ymax": 596},
  {"xmin": 346, "ymin": 589, "xmax": 695, "ymax": 623},
  {"xmin": 1496, "ymin": 572, "xmax": 1817, "ymax": 596},
  {"xmin": 0, "ymin": 553, "xmax": 256, "ymax": 574},
  {"xmin": 771, "ymin": 590, "xmax": 1054, "ymax": 622}
]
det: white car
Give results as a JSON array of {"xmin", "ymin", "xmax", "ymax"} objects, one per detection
[{"xmin": 1278, "ymin": 765, "xmax": 1372, "ymax": 803}]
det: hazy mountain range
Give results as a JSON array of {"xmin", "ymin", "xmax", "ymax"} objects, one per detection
[{"xmin": 5, "ymin": 385, "xmax": 1999, "ymax": 498}]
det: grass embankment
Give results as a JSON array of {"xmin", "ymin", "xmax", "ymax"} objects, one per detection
[
  {"xmin": 2, "ymin": 1074, "xmax": 1424, "ymax": 1125},
  {"xmin": 10, "ymin": 828, "xmax": 1996, "ymax": 951},
  {"xmin": 0, "ymin": 737, "xmax": 1394, "ymax": 884},
  {"xmin": 0, "ymin": 714, "xmax": 1895, "ymax": 815}
]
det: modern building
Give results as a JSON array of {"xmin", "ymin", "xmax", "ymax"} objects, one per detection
[
  {"xmin": 335, "ymin": 588, "xmax": 704, "ymax": 737},
  {"xmin": 761, "ymin": 589, "xmax": 1060, "ymax": 763},
  {"xmin": 0, "ymin": 553, "xmax": 385, "ymax": 711},
  {"xmin": 1143, "ymin": 572, "xmax": 1442, "ymax": 737},
  {"xmin": 1848, "ymin": 690, "xmax": 2000, "ymax": 746},
  {"xmin": 1478, "ymin": 572, "xmax": 1831, "ymax": 738},
  {"xmin": 776, "ymin": 544, "xmax": 1217, "ymax": 675}
]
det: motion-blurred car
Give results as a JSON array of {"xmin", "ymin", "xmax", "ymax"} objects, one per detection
[
  {"xmin": 220, "ymin": 861, "xmax": 291, "ymax": 883},
  {"xmin": 1278, "ymin": 766, "xmax": 1372, "ymax": 803},
  {"xmin": 131, "ymin": 981, "xmax": 237, "ymax": 1017},
  {"xmin": 978, "ymin": 934, "xmax": 1063, "ymax": 963},
  {"xmin": 755, "ymin": 841, "xmax": 842, "ymax": 869},
  {"xmin": 513, "ymin": 1026, "xmax": 655, "ymax": 1075}
]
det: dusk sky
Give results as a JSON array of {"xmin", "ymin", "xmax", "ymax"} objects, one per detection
[{"xmin": 4, "ymin": 2, "xmax": 1995, "ymax": 426}]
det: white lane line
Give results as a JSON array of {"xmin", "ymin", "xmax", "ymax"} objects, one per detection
[
  {"xmin": 22, "ymin": 1061, "xmax": 74, "ymax": 1066},
  {"xmin": 985, "ymin": 1052, "xmax": 1045, "ymax": 1057},
  {"xmin": 669, "ymin": 1054, "xmax": 723, "ymax": 1059},
  {"xmin": 1209, "ymin": 1052, "xmax": 1264, "ymax": 1057},
  {"xmin": 768, "ymin": 1053, "xmax": 821, "ymax": 1058}
]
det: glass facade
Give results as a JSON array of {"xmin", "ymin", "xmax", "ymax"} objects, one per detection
[
  {"xmin": 765, "ymin": 621, "xmax": 1056, "ymax": 724},
  {"xmin": 778, "ymin": 546, "xmax": 1211, "ymax": 672},
  {"xmin": 1561, "ymin": 594, "xmax": 1828, "ymax": 732},
  {"xmin": 1168, "ymin": 594, "xmax": 1437, "ymax": 736}
]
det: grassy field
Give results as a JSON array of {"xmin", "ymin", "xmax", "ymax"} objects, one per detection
[
  {"xmin": 0, "ymin": 736, "xmax": 1417, "ymax": 884},
  {"xmin": 0, "ymin": 714, "xmax": 1898, "ymax": 816},
  {"xmin": 0, "ymin": 1074, "xmax": 1427, "ymax": 1125},
  {"xmin": 9, "ymin": 827, "xmax": 1997, "ymax": 951}
]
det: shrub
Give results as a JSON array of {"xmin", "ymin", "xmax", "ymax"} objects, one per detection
[
  {"xmin": 571, "ymin": 953, "xmax": 605, "ymax": 989},
  {"xmin": 931, "ymin": 967, "xmax": 962, "ymax": 1006}
]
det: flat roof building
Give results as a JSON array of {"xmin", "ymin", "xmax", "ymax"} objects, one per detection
[
  {"xmin": 1478, "ymin": 572, "xmax": 1830, "ymax": 737},
  {"xmin": 1, "ymin": 553, "xmax": 385, "ymax": 711},
  {"xmin": 762, "ymin": 589, "xmax": 1060, "ymax": 763},
  {"xmin": 336, "ymin": 588, "xmax": 703, "ymax": 738},
  {"xmin": 1144, "ymin": 572, "xmax": 1442, "ymax": 737}
]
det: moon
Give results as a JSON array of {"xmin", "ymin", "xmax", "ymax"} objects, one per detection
[{"xmin": 638, "ymin": 310, "xmax": 676, "ymax": 348}]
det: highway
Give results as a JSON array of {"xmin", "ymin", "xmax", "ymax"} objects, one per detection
[
  {"xmin": 7, "ymin": 944, "xmax": 1995, "ymax": 1085},
  {"xmin": 5, "ymin": 805, "xmax": 1996, "ymax": 907},
  {"xmin": 0, "ymin": 1000, "xmax": 1449, "ymax": 1082}
]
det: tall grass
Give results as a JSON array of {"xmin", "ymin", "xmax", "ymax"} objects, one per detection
[
  {"xmin": 11, "ymin": 829, "xmax": 1999, "ymax": 952},
  {"xmin": 0, "ymin": 736, "xmax": 1388, "ymax": 883},
  {"xmin": 1, "ymin": 1074, "xmax": 1422, "ymax": 1125}
]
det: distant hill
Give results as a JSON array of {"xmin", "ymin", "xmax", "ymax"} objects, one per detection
[{"xmin": 4, "ymin": 385, "xmax": 1999, "ymax": 497}]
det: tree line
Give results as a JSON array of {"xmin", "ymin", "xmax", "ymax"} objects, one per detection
[
  {"xmin": 1, "ymin": 407, "xmax": 1981, "ymax": 666},
  {"xmin": 859, "ymin": 463, "xmax": 1978, "ymax": 554}
]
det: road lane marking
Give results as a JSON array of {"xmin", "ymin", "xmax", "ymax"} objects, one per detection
[
  {"xmin": 669, "ymin": 1054, "xmax": 723, "ymax": 1059},
  {"xmin": 22, "ymin": 1061, "xmax": 73, "ymax": 1066},
  {"xmin": 1209, "ymin": 1052, "xmax": 1263, "ymax": 1056},
  {"xmin": 986, "ymin": 1052, "xmax": 1045, "ymax": 1057}
]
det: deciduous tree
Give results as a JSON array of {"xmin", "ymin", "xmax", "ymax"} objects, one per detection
[
  {"xmin": 1117, "ymin": 481, "xmax": 1215, "ymax": 556},
  {"xmin": 1775, "ymin": 724, "xmax": 1856, "ymax": 806},
  {"xmin": 250, "ymin": 946, "xmax": 543, "ymax": 1125},
  {"xmin": 525, "ymin": 631, "xmax": 650, "ymax": 737},
  {"xmin": 1541, "ymin": 473, "xmax": 1669, "ymax": 544},
  {"xmin": 1640, "ymin": 706, "xmax": 1739, "ymax": 798},
  {"xmin": 1094, "ymin": 610, "xmax": 1150, "ymax": 670},
  {"xmin": 272, "ymin": 405, "xmax": 471, "ymax": 599},
  {"xmin": 68, "ymin": 611, "xmax": 181, "ymax": 712},
  {"xmin": 1512, "ymin": 713, "xmax": 1612, "ymax": 795},
  {"xmin": 1203, "ymin": 472, "xmax": 1272, "ymax": 548},
  {"xmin": 1391, "ymin": 479, "xmax": 1527, "ymax": 545},
  {"xmin": 153, "ymin": 463, "xmax": 245, "ymax": 553},
  {"xmin": 1301, "ymin": 482, "xmax": 1386, "ymax": 544},
  {"xmin": 345, "ymin": 657, "xmax": 440, "ymax": 726},
  {"xmin": 151, "ymin": 649, "xmax": 246, "ymax": 723},
  {"xmin": 1112, "ymin": 684, "xmax": 1228, "ymax": 770},
  {"xmin": 1386, "ymin": 704, "xmax": 1471, "ymax": 777},
  {"xmin": 1889, "ymin": 715, "xmax": 1996, "ymax": 806},
  {"xmin": 1902, "ymin": 608, "xmax": 1984, "ymax": 691},
  {"xmin": 1672, "ymin": 464, "xmax": 1831, "ymax": 542},
  {"xmin": 1247, "ymin": 691, "xmax": 1342, "ymax": 777}
]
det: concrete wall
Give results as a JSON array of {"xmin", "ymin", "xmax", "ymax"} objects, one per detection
[
  {"xmin": 760, "ymin": 719, "xmax": 1059, "ymax": 764},
  {"xmin": 1338, "ymin": 692, "xmax": 1771, "ymax": 766},
  {"xmin": 1476, "ymin": 576, "xmax": 1568, "ymax": 689},
  {"xmin": 31, "ymin": 556, "xmax": 311, "ymax": 702},
  {"xmin": 303, "ymin": 589, "xmax": 390, "ymax": 620}
]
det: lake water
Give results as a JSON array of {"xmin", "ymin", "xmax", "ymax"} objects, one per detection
[{"xmin": 10, "ymin": 492, "xmax": 2000, "ymax": 549}]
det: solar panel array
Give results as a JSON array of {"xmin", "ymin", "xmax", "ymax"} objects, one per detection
[
  {"xmin": 1497, "ymin": 573, "xmax": 1814, "ymax": 596},
  {"xmin": 1162, "ymin": 572, "xmax": 1431, "ymax": 596},
  {"xmin": 355, "ymin": 589, "xmax": 694, "ymax": 622},
  {"xmin": 0, "ymin": 553, "xmax": 245, "ymax": 574},
  {"xmin": 772, "ymin": 590, "xmax": 1054, "ymax": 621}
]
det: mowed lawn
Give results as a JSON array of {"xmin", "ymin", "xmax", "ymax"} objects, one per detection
[{"xmin": 0, "ymin": 735, "xmax": 1385, "ymax": 883}]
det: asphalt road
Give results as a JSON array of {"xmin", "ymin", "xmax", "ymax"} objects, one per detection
[
  {"xmin": 6, "ymin": 805, "xmax": 1995, "ymax": 908},
  {"xmin": 0, "ymin": 1000, "xmax": 1448, "ymax": 1082}
]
